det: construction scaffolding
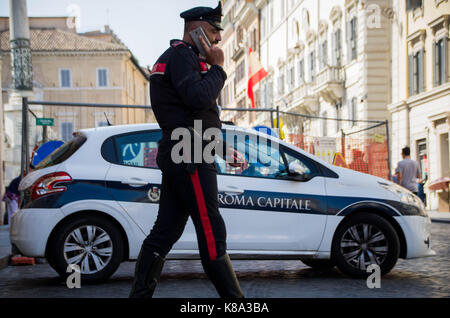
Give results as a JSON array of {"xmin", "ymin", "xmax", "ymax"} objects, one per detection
[
  {"xmin": 20, "ymin": 101, "xmax": 391, "ymax": 181},
  {"xmin": 221, "ymin": 107, "xmax": 391, "ymax": 181}
]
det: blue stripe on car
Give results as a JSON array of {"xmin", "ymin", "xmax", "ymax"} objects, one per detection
[{"xmin": 22, "ymin": 179, "xmax": 426, "ymax": 217}]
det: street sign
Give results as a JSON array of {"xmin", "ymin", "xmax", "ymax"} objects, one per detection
[
  {"xmin": 333, "ymin": 152, "xmax": 348, "ymax": 168},
  {"xmin": 36, "ymin": 118, "xmax": 54, "ymax": 126},
  {"xmin": 373, "ymin": 133, "xmax": 385, "ymax": 143}
]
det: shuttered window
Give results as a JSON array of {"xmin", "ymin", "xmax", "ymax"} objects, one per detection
[
  {"xmin": 309, "ymin": 50, "xmax": 316, "ymax": 81},
  {"xmin": 97, "ymin": 68, "xmax": 108, "ymax": 87},
  {"xmin": 349, "ymin": 97, "xmax": 357, "ymax": 127},
  {"xmin": 60, "ymin": 69, "xmax": 72, "ymax": 88},
  {"xmin": 434, "ymin": 38, "xmax": 447, "ymax": 87},
  {"xmin": 336, "ymin": 103, "xmax": 342, "ymax": 133},
  {"xmin": 286, "ymin": 65, "xmax": 295, "ymax": 90},
  {"xmin": 298, "ymin": 58, "xmax": 305, "ymax": 84},
  {"xmin": 409, "ymin": 49, "xmax": 424, "ymax": 96},
  {"xmin": 319, "ymin": 40, "xmax": 328, "ymax": 69},
  {"xmin": 347, "ymin": 17, "xmax": 357, "ymax": 62},
  {"xmin": 332, "ymin": 29, "xmax": 342, "ymax": 66}
]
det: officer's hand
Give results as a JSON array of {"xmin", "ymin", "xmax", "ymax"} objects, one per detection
[
  {"xmin": 227, "ymin": 148, "xmax": 248, "ymax": 169},
  {"xmin": 200, "ymin": 37, "xmax": 224, "ymax": 67}
]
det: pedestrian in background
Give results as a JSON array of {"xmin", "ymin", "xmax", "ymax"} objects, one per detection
[
  {"xmin": 395, "ymin": 147, "xmax": 421, "ymax": 196},
  {"xmin": 2, "ymin": 176, "xmax": 21, "ymax": 225}
]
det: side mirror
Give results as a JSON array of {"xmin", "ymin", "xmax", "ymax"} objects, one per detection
[{"xmin": 288, "ymin": 162, "xmax": 311, "ymax": 182}]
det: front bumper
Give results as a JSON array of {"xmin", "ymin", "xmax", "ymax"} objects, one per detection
[
  {"xmin": 10, "ymin": 208, "xmax": 65, "ymax": 257},
  {"xmin": 396, "ymin": 215, "xmax": 436, "ymax": 259}
]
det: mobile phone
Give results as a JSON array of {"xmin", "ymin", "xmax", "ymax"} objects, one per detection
[{"xmin": 189, "ymin": 27, "xmax": 211, "ymax": 57}]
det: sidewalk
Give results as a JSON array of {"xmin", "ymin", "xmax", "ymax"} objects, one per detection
[
  {"xmin": 0, "ymin": 225, "xmax": 11, "ymax": 270},
  {"xmin": 427, "ymin": 210, "xmax": 450, "ymax": 223}
]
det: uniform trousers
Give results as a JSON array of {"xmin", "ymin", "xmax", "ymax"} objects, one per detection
[{"xmin": 141, "ymin": 150, "xmax": 227, "ymax": 263}]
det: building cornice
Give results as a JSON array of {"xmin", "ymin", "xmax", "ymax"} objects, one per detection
[
  {"xmin": 387, "ymin": 100, "xmax": 408, "ymax": 113},
  {"xmin": 318, "ymin": 20, "xmax": 329, "ymax": 36},
  {"xmin": 1, "ymin": 50, "xmax": 129, "ymax": 57},
  {"xmin": 388, "ymin": 82, "xmax": 450, "ymax": 113},
  {"xmin": 427, "ymin": 111, "xmax": 450, "ymax": 128},
  {"xmin": 428, "ymin": 14, "xmax": 450, "ymax": 36},
  {"xmin": 329, "ymin": 5, "xmax": 343, "ymax": 23},
  {"xmin": 306, "ymin": 30, "xmax": 316, "ymax": 46},
  {"xmin": 407, "ymin": 29, "xmax": 426, "ymax": 43}
]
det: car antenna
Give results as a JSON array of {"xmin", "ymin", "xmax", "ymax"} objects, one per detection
[{"xmin": 104, "ymin": 112, "xmax": 112, "ymax": 126}]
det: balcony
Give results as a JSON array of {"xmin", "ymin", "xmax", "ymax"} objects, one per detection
[
  {"xmin": 232, "ymin": 44, "xmax": 245, "ymax": 61},
  {"xmin": 284, "ymin": 82, "xmax": 319, "ymax": 114},
  {"xmin": 314, "ymin": 66, "xmax": 344, "ymax": 104}
]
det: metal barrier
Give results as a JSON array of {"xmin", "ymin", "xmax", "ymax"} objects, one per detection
[
  {"xmin": 22, "ymin": 101, "xmax": 391, "ymax": 180},
  {"xmin": 221, "ymin": 106, "xmax": 391, "ymax": 181}
]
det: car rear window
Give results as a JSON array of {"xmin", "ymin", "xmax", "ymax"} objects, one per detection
[{"xmin": 34, "ymin": 134, "xmax": 87, "ymax": 170}]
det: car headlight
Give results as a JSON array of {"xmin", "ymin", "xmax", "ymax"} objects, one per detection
[{"xmin": 378, "ymin": 181, "xmax": 425, "ymax": 210}]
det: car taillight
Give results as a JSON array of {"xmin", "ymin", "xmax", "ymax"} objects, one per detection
[{"xmin": 31, "ymin": 172, "xmax": 72, "ymax": 201}]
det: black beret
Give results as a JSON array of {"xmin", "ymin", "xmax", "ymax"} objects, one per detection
[{"xmin": 180, "ymin": 1, "xmax": 223, "ymax": 31}]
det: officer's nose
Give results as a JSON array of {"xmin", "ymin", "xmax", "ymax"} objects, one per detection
[{"xmin": 216, "ymin": 32, "xmax": 222, "ymax": 43}]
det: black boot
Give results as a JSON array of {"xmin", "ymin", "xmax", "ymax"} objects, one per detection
[
  {"xmin": 202, "ymin": 253, "xmax": 244, "ymax": 298},
  {"xmin": 129, "ymin": 249, "xmax": 165, "ymax": 298}
]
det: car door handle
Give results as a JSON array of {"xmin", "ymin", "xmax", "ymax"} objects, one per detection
[
  {"xmin": 121, "ymin": 178, "xmax": 149, "ymax": 187},
  {"xmin": 219, "ymin": 186, "xmax": 244, "ymax": 195}
]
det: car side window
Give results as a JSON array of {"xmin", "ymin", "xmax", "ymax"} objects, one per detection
[
  {"xmin": 282, "ymin": 148, "xmax": 319, "ymax": 177},
  {"xmin": 215, "ymin": 131, "xmax": 285, "ymax": 178},
  {"xmin": 113, "ymin": 130, "xmax": 161, "ymax": 168}
]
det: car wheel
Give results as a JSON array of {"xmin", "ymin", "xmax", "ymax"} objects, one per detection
[
  {"xmin": 48, "ymin": 215, "xmax": 124, "ymax": 284},
  {"xmin": 332, "ymin": 212, "xmax": 400, "ymax": 278},
  {"xmin": 300, "ymin": 259, "xmax": 336, "ymax": 271}
]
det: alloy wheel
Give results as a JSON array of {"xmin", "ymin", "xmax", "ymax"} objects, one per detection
[
  {"xmin": 340, "ymin": 223, "xmax": 388, "ymax": 271},
  {"xmin": 63, "ymin": 225, "xmax": 113, "ymax": 274}
]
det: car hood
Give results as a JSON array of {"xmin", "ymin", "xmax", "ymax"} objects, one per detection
[{"xmin": 322, "ymin": 163, "xmax": 399, "ymax": 201}]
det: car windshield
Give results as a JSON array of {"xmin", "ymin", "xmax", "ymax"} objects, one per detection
[{"xmin": 34, "ymin": 135, "xmax": 87, "ymax": 170}]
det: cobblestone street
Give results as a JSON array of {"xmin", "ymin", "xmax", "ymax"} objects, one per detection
[{"xmin": 0, "ymin": 222, "xmax": 448, "ymax": 298}]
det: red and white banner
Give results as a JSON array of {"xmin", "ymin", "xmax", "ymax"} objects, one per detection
[{"xmin": 247, "ymin": 48, "xmax": 268, "ymax": 108}]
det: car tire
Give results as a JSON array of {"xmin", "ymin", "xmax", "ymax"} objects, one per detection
[
  {"xmin": 48, "ymin": 214, "xmax": 124, "ymax": 284},
  {"xmin": 300, "ymin": 259, "xmax": 336, "ymax": 271},
  {"xmin": 332, "ymin": 212, "xmax": 400, "ymax": 278}
]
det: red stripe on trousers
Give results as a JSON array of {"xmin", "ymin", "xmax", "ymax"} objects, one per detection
[{"xmin": 189, "ymin": 170, "xmax": 218, "ymax": 261}]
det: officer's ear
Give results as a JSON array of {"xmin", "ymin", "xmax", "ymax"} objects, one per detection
[{"xmin": 184, "ymin": 21, "xmax": 198, "ymax": 34}]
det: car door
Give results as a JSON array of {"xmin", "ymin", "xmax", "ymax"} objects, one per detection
[
  {"xmin": 103, "ymin": 129, "xmax": 204, "ymax": 251},
  {"xmin": 103, "ymin": 130, "xmax": 164, "ymax": 235},
  {"xmin": 216, "ymin": 129, "xmax": 328, "ymax": 252}
]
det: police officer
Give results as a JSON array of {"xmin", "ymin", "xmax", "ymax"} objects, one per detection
[{"xmin": 129, "ymin": 2, "xmax": 244, "ymax": 298}]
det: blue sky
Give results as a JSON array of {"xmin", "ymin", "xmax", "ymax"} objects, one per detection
[{"xmin": 0, "ymin": 0, "xmax": 220, "ymax": 67}]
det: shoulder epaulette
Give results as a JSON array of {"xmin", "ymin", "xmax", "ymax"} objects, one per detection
[{"xmin": 171, "ymin": 41, "xmax": 188, "ymax": 49}]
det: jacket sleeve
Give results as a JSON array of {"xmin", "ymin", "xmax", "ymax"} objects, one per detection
[{"xmin": 168, "ymin": 47, "xmax": 227, "ymax": 112}]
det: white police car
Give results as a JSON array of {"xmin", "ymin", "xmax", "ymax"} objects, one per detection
[{"xmin": 10, "ymin": 123, "xmax": 435, "ymax": 283}]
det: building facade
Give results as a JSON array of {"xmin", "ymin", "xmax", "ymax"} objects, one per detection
[
  {"xmin": 388, "ymin": 0, "xmax": 450, "ymax": 211},
  {"xmin": 254, "ymin": 0, "xmax": 392, "ymax": 138},
  {"xmin": 0, "ymin": 17, "xmax": 151, "ymax": 185},
  {"xmin": 219, "ymin": 0, "xmax": 260, "ymax": 125}
]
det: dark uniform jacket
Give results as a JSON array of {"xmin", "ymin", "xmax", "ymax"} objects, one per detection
[{"xmin": 150, "ymin": 40, "xmax": 227, "ymax": 136}]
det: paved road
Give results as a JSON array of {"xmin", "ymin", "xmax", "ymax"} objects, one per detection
[{"xmin": 0, "ymin": 222, "xmax": 448, "ymax": 298}]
